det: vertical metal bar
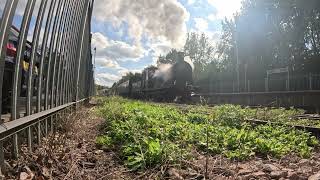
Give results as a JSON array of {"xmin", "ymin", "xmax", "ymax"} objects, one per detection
[
  {"xmin": 38, "ymin": 0, "xmax": 57, "ymax": 112},
  {"xmin": 75, "ymin": 0, "xmax": 90, "ymax": 102},
  {"xmin": 89, "ymin": 0, "xmax": 94, "ymax": 98},
  {"xmin": 45, "ymin": 118, "xmax": 48, "ymax": 135},
  {"xmin": 309, "ymin": 73, "xmax": 312, "ymax": 90},
  {"xmin": 0, "ymin": 140, "xmax": 4, "ymax": 171},
  {"xmin": 12, "ymin": 0, "xmax": 37, "ymax": 120},
  {"xmin": 45, "ymin": 0, "xmax": 63, "ymax": 110},
  {"xmin": 0, "ymin": 0, "xmax": 19, "ymax": 116},
  {"xmin": 13, "ymin": 133, "xmax": 18, "ymax": 158},
  {"xmin": 69, "ymin": 0, "xmax": 85, "ymax": 103},
  {"xmin": 70, "ymin": 0, "xmax": 85, "ymax": 101},
  {"xmin": 265, "ymin": 78, "xmax": 268, "ymax": 92},
  {"xmin": 51, "ymin": 0, "xmax": 69, "ymax": 107},
  {"xmin": 64, "ymin": 0, "xmax": 82, "ymax": 103},
  {"xmin": 50, "ymin": 0, "xmax": 67, "ymax": 108},
  {"xmin": 27, "ymin": 126, "xmax": 32, "ymax": 152},
  {"xmin": 60, "ymin": 0, "xmax": 77, "ymax": 105},
  {"xmin": 50, "ymin": 115, "xmax": 54, "ymax": 132},
  {"xmin": 27, "ymin": 0, "xmax": 49, "ymax": 116},
  {"xmin": 37, "ymin": 121, "xmax": 41, "ymax": 144},
  {"xmin": 55, "ymin": 0, "xmax": 71, "ymax": 106},
  {"xmin": 65, "ymin": 0, "xmax": 82, "ymax": 104}
]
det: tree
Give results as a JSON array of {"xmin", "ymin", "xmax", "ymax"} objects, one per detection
[
  {"xmin": 218, "ymin": 0, "xmax": 320, "ymax": 77},
  {"xmin": 184, "ymin": 32, "xmax": 215, "ymax": 82},
  {"xmin": 156, "ymin": 49, "xmax": 180, "ymax": 65}
]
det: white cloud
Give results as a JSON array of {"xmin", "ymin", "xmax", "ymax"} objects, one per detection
[
  {"xmin": 96, "ymin": 73, "xmax": 121, "ymax": 81},
  {"xmin": 118, "ymin": 68, "xmax": 142, "ymax": 76},
  {"xmin": 103, "ymin": 40, "xmax": 145, "ymax": 60},
  {"xmin": 92, "ymin": 32, "xmax": 109, "ymax": 49},
  {"xmin": 194, "ymin": 18, "xmax": 208, "ymax": 32},
  {"xmin": 95, "ymin": 58, "xmax": 121, "ymax": 69},
  {"xmin": 92, "ymin": 33, "xmax": 145, "ymax": 86},
  {"xmin": 187, "ymin": 0, "xmax": 195, "ymax": 5},
  {"xmin": 92, "ymin": 32, "xmax": 145, "ymax": 61},
  {"xmin": 95, "ymin": 72, "xmax": 121, "ymax": 87},
  {"xmin": 208, "ymin": 13, "xmax": 217, "ymax": 21},
  {"xmin": 93, "ymin": 0, "xmax": 189, "ymax": 48},
  {"xmin": 207, "ymin": 0, "xmax": 242, "ymax": 20}
]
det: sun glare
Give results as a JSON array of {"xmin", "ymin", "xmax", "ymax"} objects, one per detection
[{"xmin": 208, "ymin": 0, "xmax": 243, "ymax": 19}]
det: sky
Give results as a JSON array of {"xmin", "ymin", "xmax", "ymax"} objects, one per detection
[
  {"xmin": 1, "ymin": 0, "xmax": 243, "ymax": 87},
  {"xmin": 92, "ymin": 0, "xmax": 243, "ymax": 87}
]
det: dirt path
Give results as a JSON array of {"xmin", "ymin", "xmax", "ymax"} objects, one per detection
[{"xmin": 5, "ymin": 106, "xmax": 132, "ymax": 180}]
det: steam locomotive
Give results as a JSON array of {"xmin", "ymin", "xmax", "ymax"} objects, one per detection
[{"xmin": 114, "ymin": 52, "xmax": 194, "ymax": 102}]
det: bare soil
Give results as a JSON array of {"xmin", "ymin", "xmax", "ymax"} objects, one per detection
[{"xmin": 4, "ymin": 106, "xmax": 320, "ymax": 180}]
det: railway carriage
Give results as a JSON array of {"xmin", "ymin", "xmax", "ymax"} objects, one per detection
[{"xmin": 1, "ymin": 26, "xmax": 41, "ymax": 114}]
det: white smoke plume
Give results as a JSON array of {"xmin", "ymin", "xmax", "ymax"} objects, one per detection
[
  {"xmin": 153, "ymin": 63, "xmax": 173, "ymax": 87},
  {"xmin": 184, "ymin": 56, "xmax": 194, "ymax": 71}
]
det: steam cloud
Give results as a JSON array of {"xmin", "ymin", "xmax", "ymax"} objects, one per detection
[
  {"xmin": 93, "ymin": 0, "xmax": 189, "ymax": 48},
  {"xmin": 153, "ymin": 56, "xmax": 194, "ymax": 87},
  {"xmin": 153, "ymin": 64, "xmax": 173, "ymax": 87}
]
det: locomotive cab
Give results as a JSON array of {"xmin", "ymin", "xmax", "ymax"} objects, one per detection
[{"xmin": 172, "ymin": 52, "xmax": 193, "ymax": 102}]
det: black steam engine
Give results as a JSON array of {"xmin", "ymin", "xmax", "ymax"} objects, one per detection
[{"xmin": 115, "ymin": 52, "xmax": 193, "ymax": 102}]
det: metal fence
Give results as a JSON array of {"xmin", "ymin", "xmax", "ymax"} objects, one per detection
[
  {"xmin": 0, "ymin": 0, "xmax": 94, "ymax": 170},
  {"xmin": 200, "ymin": 73, "xmax": 320, "ymax": 93}
]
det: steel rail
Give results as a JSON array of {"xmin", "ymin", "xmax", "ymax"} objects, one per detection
[{"xmin": 0, "ymin": 98, "xmax": 87, "ymax": 139}]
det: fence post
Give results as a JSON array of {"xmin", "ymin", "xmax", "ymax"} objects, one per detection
[
  {"xmin": 265, "ymin": 78, "xmax": 268, "ymax": 92},
  {"xmin": 0, "ymin": 141, "xmax": 4, "ymax": 172},
  {"xmin": 232, "ymin": 81, "xmax": 235, "ymax": 93},
  {"xmin": 309, "ymin": 73, "xmax": 312, "ymax": 90},
  {"xmin": 27, "ymin": 127, "xmax": 32, "ymax": 152},
  {"xmin": 247, "ymin": 80, "xmax": 250, "ymax": 92},
  {"xmin": 45, "ymin": 118, "xmax": 48, "ymax": 136},
  {"xmin": 51, "ymin": 115, "xmax": 54, "ymax": 133},
  {"xmin": 13, "ymin": 133, "xmax": 18, "ymax": 158},
  {"xmin": 37, "ymin": 122, "xmax": 41, "ymax": 145}
]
